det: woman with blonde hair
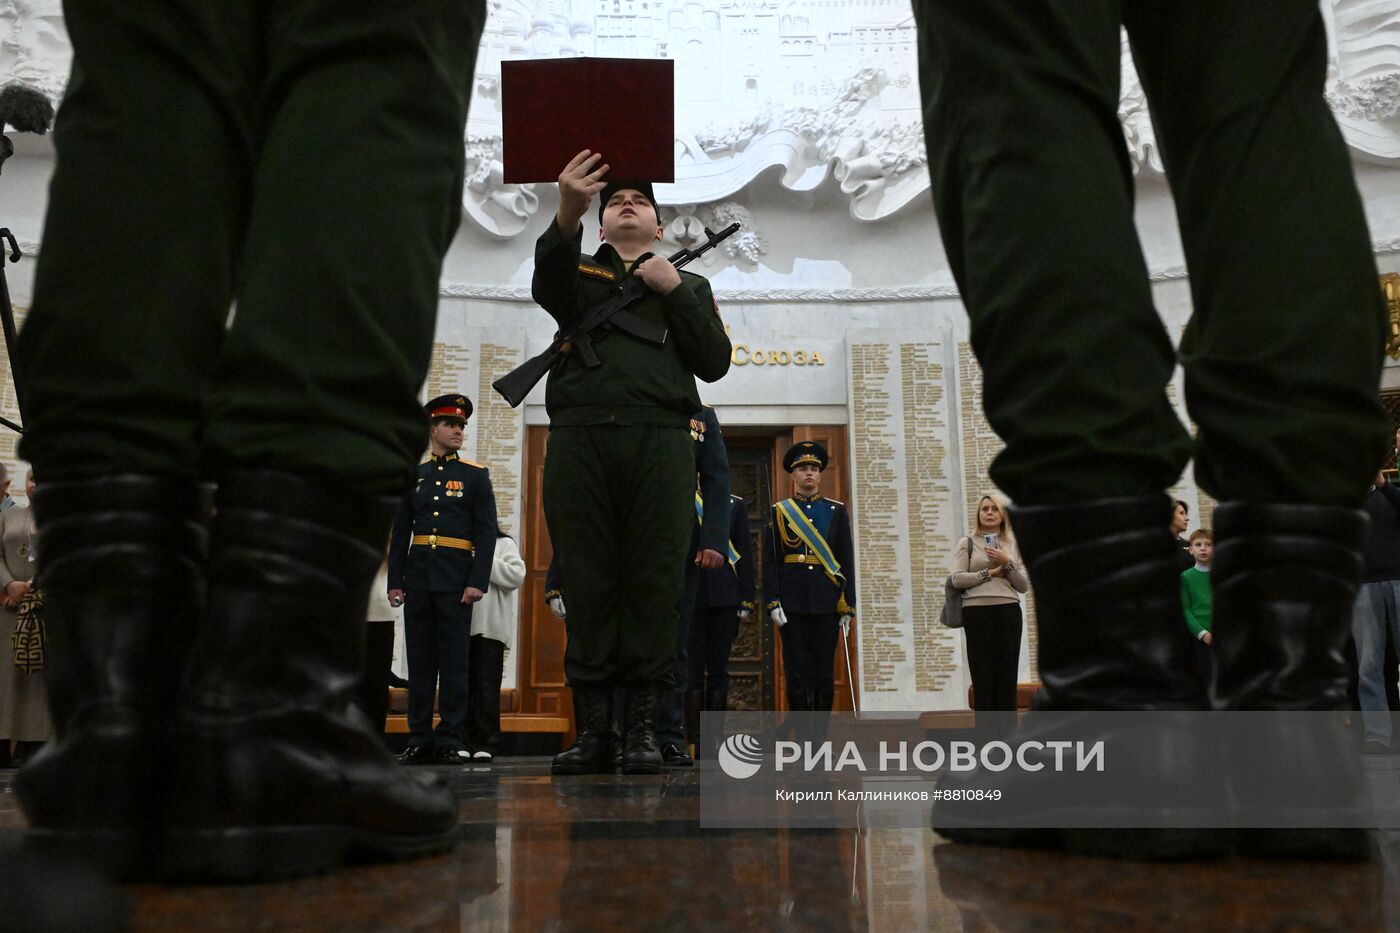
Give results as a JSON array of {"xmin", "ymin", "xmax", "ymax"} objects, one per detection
[{"xmin": 950, "ymin": 495, "xmax": 1030, "ymax": 712}]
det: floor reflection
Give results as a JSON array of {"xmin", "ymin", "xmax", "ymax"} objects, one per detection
[{"xmin": 1, "ymin": 759, "xmax": 1396, "ymax": 931}]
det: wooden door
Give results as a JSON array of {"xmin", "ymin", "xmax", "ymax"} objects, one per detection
[{"xmin": 516, "ymin": 427, "xmax": 571, "ymax": 729}]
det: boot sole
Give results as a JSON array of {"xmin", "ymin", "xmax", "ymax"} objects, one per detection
[
  {"xmin": 1063, "ymin": 827, "xmax": 1231, "ymax": 861},
  {"xmin": 551, "ymin": 761, "xmax": 615, "ymax": 775},
  {"xmin": 161, "ymin": 824, "xmax": 459, "ymax": 882},
  {"xmin": 24, "ymin": 828, "xmax": 157, "ymax": 882},
  {"xmin": 936, "ymin": 826, "xmax": 1230, "ymax": 861},
  {"xmin": 1236, "ymin": 828, "xmax": 1371, "ymax": 861},
  {"xmin": 620, "ymin": 761, "xmax": 663, "ymax": 775}
]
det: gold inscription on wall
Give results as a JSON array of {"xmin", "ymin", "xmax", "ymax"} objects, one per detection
[
  {"xmin": 723, "ymin": 325, "xmax": 824, "ymax": 367},
  {"xmin": 731, "ymin": 345, "xmax": 825, "ymax": 367}
]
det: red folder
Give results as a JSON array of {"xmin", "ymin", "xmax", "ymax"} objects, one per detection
[{"xmin": 501, "ymin": 58, "xmax": 675, "ymax": 184}]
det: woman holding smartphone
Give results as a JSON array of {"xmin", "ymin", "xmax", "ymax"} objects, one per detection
[{"xmin": 950, "ymin": 495, "xmax": 1030, "ymax": 714}]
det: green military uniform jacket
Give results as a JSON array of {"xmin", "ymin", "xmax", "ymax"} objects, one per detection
[{"xmin": 531, "ymin": 222, "xmax": 731, "ymax": 426}]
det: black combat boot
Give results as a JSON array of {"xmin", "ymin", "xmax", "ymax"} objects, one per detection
[
  {"xmin": 552, "ymin": 685, "xmax": 616, "ymax": 775},
  {"xmin": 14, "ymin": 476, "xmax": 210, "ymax": 880},
  {"xmin": 162, "ymin": 471, "xmax": 457, "ymax": 882},
  {"xmin": 1212, "ymin": 503, "xmax": 1371, "ymax": 860},
  {"xmin": 933, "ymin": 495, "xmax": 1226, "ymax": 859},
  {"xmin": 621, "ymin": 686, "xmax": 663, "ymax": 774}
]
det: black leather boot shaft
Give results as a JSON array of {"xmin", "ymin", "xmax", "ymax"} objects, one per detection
[
  {"xmin": 15, "ymin": 475, "xmax": 211, "ymax": 877},
  {"xmin": 165, "ymin": 470, "xmax": 456, "ymax": 881},
  {"xmin": 1009, "ymin": 495, "xmax": 1208, "ymax": 711},
  {"xmin": 1209, "ymin": 503, "xmax": 1370, "ymax": 859},
  {"xmin": 552, "ymin": 685, "xmax": 616, "ymax": 774},
  {"xmin": 621, "ymin": 686, "xmax": 663, "ymax": 774},
  {"xmin": 1211, "ymin": 503, "xmax": 1366, "ymax": 711}
]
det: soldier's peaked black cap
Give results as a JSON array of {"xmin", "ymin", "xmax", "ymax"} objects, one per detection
[
  {"xmin": 783, "ymin": 441, "xmax": 827, "ymax": 473},
  {"xmin": 425, "ymin": 394, "xmax": 472, "ymax": 423},
  {"xmin": 598, "ymin": 181, "xmax": 659, "ymax": 226}
]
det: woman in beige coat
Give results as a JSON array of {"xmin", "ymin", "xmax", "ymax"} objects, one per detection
[
  {"xmin": 1, "ymin": 471, "xmax": 50, "ymax": 765},
  {"xmin": 950, "ymin": 495, "xmax": 1030, "ymax": 713}
]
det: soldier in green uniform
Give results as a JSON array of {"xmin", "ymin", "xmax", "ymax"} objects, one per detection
[
  {"xmin": 538, "ymin": 151, "xmax": 731, "ymax": 775},
  {"xmin": 388, "ymin": 395, "xmax": 498, "ymax": 765},
  {"xmin": 914, "ymin": 3, "xmax": 1387, "ymax": 858},
  {"xmin": 12, "ymin": 2, "xmax": 487, "ymax": 881}
]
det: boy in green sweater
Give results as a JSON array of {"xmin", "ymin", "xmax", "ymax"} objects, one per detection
[{"xmin": 1181, "ymin": 529, "xmax": 1214, "ymax": 689}]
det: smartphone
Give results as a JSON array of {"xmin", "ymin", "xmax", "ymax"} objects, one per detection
[{"xmin": 983, "ymin": 533, "xmax": 999, "ymax": 549}]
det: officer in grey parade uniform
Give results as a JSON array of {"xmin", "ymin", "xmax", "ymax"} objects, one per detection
[{"xmin": 388, "ymin": 394, "xmax": 498, "ymax": 764}]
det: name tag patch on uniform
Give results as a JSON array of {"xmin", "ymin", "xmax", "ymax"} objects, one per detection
[{"xmin": 579, "ymin": 263, "xmax": 616, "ymax": 282}]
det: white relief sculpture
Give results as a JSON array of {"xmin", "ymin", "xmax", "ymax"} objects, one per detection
[
  {"xmin": 6, "ymin": 1, "xmax": 1400, "ymax": 227},
  {"xmin": 1325, "ymin": 0, "xmax": 1400, "ymax": 160},
  {"xmin": 698, "ymin": 201, "xmax": 767, "ymax": 263},
  {"xmin": 1117, "ymin": 34, "xmax": 1164, "ymax": 176},
  {"xmin": 0, "ymin": 0, "xmax": 70, "ymax": 100},
  {"xmin": 462, "ymin": 134, "xmax": 542, "ymax": 239}
]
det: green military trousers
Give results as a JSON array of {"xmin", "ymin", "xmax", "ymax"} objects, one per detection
[
  {"xmin": 18, "ymin": 1, "xmax": 486, "ymax": 493},
  {"xmin": 543, "ymin": 424, "xmax": 695, "ymax": 688},
  {"xmin": 913, "ymin": 1, "xmax": 1388, "ymax": 506}
]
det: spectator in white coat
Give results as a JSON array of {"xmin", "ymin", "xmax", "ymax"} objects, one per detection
[{"xmin": 468, "ymin": 531, "xmax": 526, "ymax": 761}]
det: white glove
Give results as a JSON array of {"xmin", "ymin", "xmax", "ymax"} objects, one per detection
[
  {"xmin": 770, "ymin": 606, "xmax": 788, "ymax": 628},
  {"xmin": 839, "ymin": 613, "xmax": 854, "ymax": 636},
  {"xmin": 548, "ymin": 596, "xmax": 567, "ymax": 620},
  {"xmin": 738, "ymin": 609, "xmax": 752, "ymax": 621}
]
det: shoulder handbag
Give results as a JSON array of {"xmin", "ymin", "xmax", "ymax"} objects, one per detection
[{"xmin": 939, "ymin": 538, "xmax": 968, "ymax": 629}]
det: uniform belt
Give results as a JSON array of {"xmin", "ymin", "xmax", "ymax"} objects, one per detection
[
  {"xmin": 783, "ymin": 554, "xmax": 824, "ymax": 565},
  {"xmin": 411, "ymin": 534, "xmax": 475, "ymax": 552}
]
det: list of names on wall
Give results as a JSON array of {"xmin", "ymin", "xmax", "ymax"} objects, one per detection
[
  {"xmin": 957, "ymin": 342, "xmax": 1037, "ymax": 676},
  {"xmin": 848, "ymin": 330, "xmax": 964, "ymax": 710},
  {"xmin": 474, "ymin": 341, "xmax": 525, "ymax": 537},
  {"xmin": 849, "ymin": 341, "xmax": 906, "ymax": 695},
  {"xmin": 426, "ymin": 341, "xmax": 472, "ymax": 406},
  {"xmin": 0, "ymin": 307, "xmax": 24, "ymax": 470},
  {"xmin": 899, "ymin": 343, "xmax": 959, "ymax": 696}
]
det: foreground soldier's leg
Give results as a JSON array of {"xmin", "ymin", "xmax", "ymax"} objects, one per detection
[
  {"xmin": 164, "ymin": 2, "xmax": 486, "ymax": 881},
  {"xmin": 13, "ymin": 1, "xmax": 257, "ymax": 879},
  {"xmin": 1127, "ymin": 1, "xmax": 1386, "ymax": 859},
  {"xmin": 914, "ymin": 1, "xmax": 1219, "ymax": 858}
]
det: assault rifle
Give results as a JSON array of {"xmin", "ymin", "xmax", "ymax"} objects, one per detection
[{"xmin": 492, "ymin": 222, "xmax": 740, "ymax": 408}]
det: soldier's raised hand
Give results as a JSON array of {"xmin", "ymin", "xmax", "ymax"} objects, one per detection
[{"xmin": 557, "ymin": 150, "xmax": 609, "ymax": 234}]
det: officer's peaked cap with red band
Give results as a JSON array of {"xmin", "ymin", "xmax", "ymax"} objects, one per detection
[{"xmin": 425, "ymin": 394, "xmax": 472, "ymax": 423}]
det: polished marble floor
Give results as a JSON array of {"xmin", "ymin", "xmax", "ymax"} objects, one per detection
[{"xmin": 2, "ymin": 757, "xmax": 1398, "ymax": 932}]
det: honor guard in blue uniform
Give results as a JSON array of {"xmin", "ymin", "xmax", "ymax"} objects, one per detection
[
  {"xmin": 688, "ymin": 493, "xmax": 756, "ymax": 742},
  {"xmin": 653, "ymin": 405, "xmax": 731, "ymax": 766},
  {"xmin": 388, "ymin": 395, "xmax": 498, "ymax": 764},
  {"xmin": 765, "ymin": 442, "xmax": 856, "ymax": 712}
]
